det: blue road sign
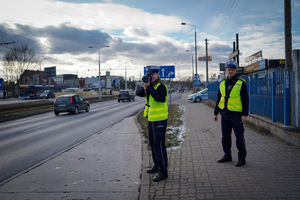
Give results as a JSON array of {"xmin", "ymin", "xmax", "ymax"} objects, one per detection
[
  {"xmin": 0, "ymin": 78, "xmax": 3, "ymax": 90},
  {"xmin": 194, "ymin": 74, "xmax": 201, "ymax": 86},
  {"xmin": 194, "ymin": 79, "xmax": 201, "ymax": 86},
  {"xmin": 144, "ymin": 65, "xmax": 175, "ymax": 79}
]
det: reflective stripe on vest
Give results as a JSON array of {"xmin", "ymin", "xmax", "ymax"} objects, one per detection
[
  {"xmin": 218, "ymin": 79, "xmax": 244, "ymax": 112},
  {"xmin": 143, "ymin": 83, "xmax": 168, "ymax": 121}
]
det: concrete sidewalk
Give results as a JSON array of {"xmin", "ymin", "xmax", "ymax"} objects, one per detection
[
  {"xmin": 141, "ymin": 93, "xmax": 300, "ymax": 200},
  {"xmin": 0, "ymin": 116, "xmax": 142, "ymax": 200}
]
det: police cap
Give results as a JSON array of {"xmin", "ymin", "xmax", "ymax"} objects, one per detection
[
  {"xmin": 147, "ymin": 66, "xmax": 160, "ymax": 73},
  {"xmin": 225, "ymin": 60, "xmax": 238, "ymax": 69}
]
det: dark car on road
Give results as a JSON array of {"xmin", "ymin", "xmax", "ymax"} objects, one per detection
[
  {"xmin": 40, "ymin": 90, "xmax": 55, "ymax": 99},
  {"xmin": 54, "ymin": 94, "xmax": 90, "ymax": 115},
  {"xmin": 118, "ymin": 90, "xmax": 135, "ymax": 102}
]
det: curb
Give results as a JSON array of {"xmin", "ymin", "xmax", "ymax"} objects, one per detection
[
  {"xmin": 139, "ymin": 138, "xmax": 150, "ymax": 200},
  {"xmin": 135, "ymin": 113, "xmax": 150, "ymax": 200}
]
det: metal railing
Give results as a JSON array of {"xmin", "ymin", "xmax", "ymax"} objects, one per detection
[{"xmin": 207, "ymin": 68, "xmax": 290, "ymax": 125}]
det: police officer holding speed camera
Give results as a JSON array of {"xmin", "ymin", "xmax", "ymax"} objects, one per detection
[{"xmin": 136, "ymin": 66, "xmax": 169, "ymax": 182}]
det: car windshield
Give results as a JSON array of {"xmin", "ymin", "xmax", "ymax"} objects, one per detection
[
  {"xmin": 42, "ymin": 91, "xmax": 50, "ymax": 94},
  {"xmin": 119, "ymin": 91, "xmax": 129, "ymax": 94},
  {"xmin": 56, "ymin": 96, "xmax": 71, "ymax": 102},
  {"xmin": 197, "ymin": 89, "xmax": 207, "ymax": 94}
]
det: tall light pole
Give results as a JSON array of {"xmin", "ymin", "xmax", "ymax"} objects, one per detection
[
  {"xmin": 186, "ymin": 50, "xmax": 194, "ymax": 92},
  {"xmin": 89, "ymin": 45, "xmax": 109, "ymax": 100},
  {"xmin": 120, "ymin": 59, "xmax": 133, "ymax": 90},
  {"xmin": 181, "ymin": 22, "xmax": 198, "ymax": 91},
  {"xmin": 126, "ymin": 60, "xmax": 133, "ymax": 90}
]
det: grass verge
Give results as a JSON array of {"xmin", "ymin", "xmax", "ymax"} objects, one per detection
[
  {"xmin": 137, "ymin": 104, "xmax": 185, "ymax": 149},
  {"xmin": 0, "ymin": 95, "xmax": 117, "ymax": 123}
]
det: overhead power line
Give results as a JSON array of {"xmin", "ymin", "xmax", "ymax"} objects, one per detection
[{"xmin": 208, "ymin": 0, "xmax": 240, "ymax": 42}]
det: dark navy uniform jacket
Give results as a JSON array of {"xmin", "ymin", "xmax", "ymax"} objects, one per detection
[{"xmin": 214, "ymin": 75, "xmax": 249, "ymax": 116}]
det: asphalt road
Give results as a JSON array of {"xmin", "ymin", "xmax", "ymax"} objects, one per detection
[
  {"xmin": 0, "ymin": 97, "xmax": 145, "ymax": 185},
  {"xmin": 0, "ymin": 92, "xmax": 182, "ymax": 185}
]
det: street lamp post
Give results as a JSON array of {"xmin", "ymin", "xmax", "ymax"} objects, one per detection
[
  {"xmin": 186, "ymin": 50, "xmax": 195, "ymax": 92},
  {"xmin": 119, "ymin": 60, "xmax": 133, "ymax": 90},
  {"xmin": 89, "ymin": 45, "xmax": 109, "ymax": 100},
  {"xmin": 126, "ymin": 60, "xmax": 133, "ymax": 90},
  {"xmin": 181, "ymin": 22, "xmax": 198, "ymax": 91}
]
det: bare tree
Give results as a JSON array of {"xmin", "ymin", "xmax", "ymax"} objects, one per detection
[{"xmin": 2, "ymin": 44, "xmax": 40, "ymax": 83}]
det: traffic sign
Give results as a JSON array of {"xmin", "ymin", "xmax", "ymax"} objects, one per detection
[
  {"xmin": 194, "ymin": 74, "xmax": 201, "ymax": 86},
  {"xmin": 144, "ymin": 65, "xmax": 175, "ymax": 79},
  {"xmin": 0, "ymin": 78, "xmax": 3, "ymax": 90},
  {"xmin": 219, "ymin": 63, "xmax": 225, "ymax": 71},
  {"xmin": 194, "ymin": 79, "xmax": 201, "ymax": 86}
]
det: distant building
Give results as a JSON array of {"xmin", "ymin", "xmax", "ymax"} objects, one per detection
[
  {"xmin": 19, "ymin": 70, "xmax": 56, "ymax": 85},
  {"xmin": 52, "ymin": 74, "xmax": 77, "ymax": 88}
]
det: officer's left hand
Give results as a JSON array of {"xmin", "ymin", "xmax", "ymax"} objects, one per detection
[{"xmin": 241, "ymin": 116, "xmax": 247, "ymax": 123}]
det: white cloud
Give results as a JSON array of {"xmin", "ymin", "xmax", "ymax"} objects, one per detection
[{"xmin": 1, "ymin": 0, "xmax": 182, "ymax": 35}]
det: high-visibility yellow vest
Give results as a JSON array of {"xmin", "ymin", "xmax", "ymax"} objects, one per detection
[
  {"xmin": 144, "ymin": 83, "xmax": 168, "ymax": 121},
  {"xmin": 218, "ymin": 79, "xmax": 244, "ymax": 112}
]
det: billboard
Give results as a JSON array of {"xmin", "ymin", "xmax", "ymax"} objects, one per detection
[
  {"xmin": 44, "ymin": 66, "xmax": 56, "ymax": 77},
  {"xmin": 111, "ymin": 78, "xmax": 120, "ymax": 89},
  {"xmin": 245, "ymin": 50, "xmax": 262, "ymax": 63}
]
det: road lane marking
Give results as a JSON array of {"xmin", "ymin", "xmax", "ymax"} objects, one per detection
[{"xmin": 23, "ymin": 125, "xmax": 48, "ymax": 133}]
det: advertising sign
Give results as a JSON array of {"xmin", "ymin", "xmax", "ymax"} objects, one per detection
[
  {"xmin": 111, "ymin": 78, "xmax": 120, "ymax": 89},
  {"xmin": 245, "ymin": 50, "xmax": 262, "ymax": 63},
  {"xmin": 44, "ymin": 66, "xmax": 56, "ymax": 77},
  {"xmin": 198, "ymin": 56, "xmax": 212, "ymax": 61},
  {"xmin": 244, "ymin": 62, "xmax": 259, "ymax": 73},
  {"xmin": 259, "ymin": 59, "xmax": 267, "ymax": 70}
]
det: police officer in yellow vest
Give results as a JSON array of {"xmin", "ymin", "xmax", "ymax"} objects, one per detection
[
  {"xmin": 213, "ymin": 60, "xmax": 249, "ymax": 167},
  {"xmin": 136, "ymin": 66, "xmax": 169, "ymax": 182}
]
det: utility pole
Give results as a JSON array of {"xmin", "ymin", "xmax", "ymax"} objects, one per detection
[
  {"xmin": 285, "ymin": 0, "xmax": 293, "ymax": 70},
  {"xmin": 205, "ymin": 39, "xmax": 208, "ymax": 83},
  {"xmin": 236, "ymin": 34, "xmax": 239, "ymax": 66}
]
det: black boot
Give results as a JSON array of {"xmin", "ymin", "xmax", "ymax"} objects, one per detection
[
  {"xmin": 218, "ymin": 156, "xmax": 232, "ymax": 163},
  {"xmin": 153, "ymin": 172, "xmax": 168, "ymax": 182},
  {"xmin": 146, "ymin": 166, "xmax": 158, "ymax": 174},
  {"xmin": 235, "ymin": 159, "xmax": 246, "ymax": 167}
]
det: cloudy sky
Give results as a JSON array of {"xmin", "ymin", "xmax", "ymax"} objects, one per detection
[{"xmin": 0, "ymin": 0, "xmax": 300, "ymax": 81}]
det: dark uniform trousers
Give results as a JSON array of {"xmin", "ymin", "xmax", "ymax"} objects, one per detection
[
  {"xmin": 148, "ymin": 119, "xmax": 168, "ymax": 174},
  {"xmin": 221, "ymin": 113, "xmax": 247, "ymax": 160}
]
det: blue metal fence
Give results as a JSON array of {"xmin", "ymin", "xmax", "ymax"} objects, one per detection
[{"xmin": 207, "ymin": 68, "xmax": 289, "ymax": 125}]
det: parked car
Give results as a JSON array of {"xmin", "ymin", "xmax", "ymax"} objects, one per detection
[
  {"xmin": 118, "ymin": 90, "xmax": 135, "ymax": 102},
  {"xmin": 40, "ymin": 90, "xmax": 55, "ymax": 99},
  {"xmin": 54, "ymin": 94, "xmax": 90, "ymax": 115},
  {"xmin": 188, "ymin": 88, "xmax": 208, "ymax": 103}
]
